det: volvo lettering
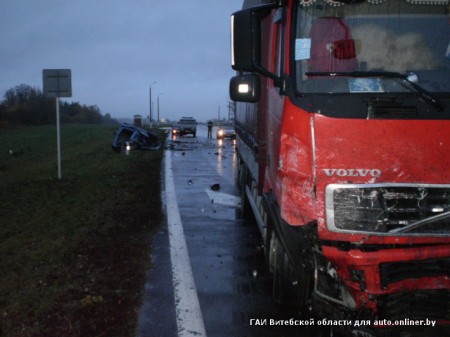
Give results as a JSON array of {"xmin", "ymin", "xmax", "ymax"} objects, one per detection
[{"xmin": 322, "ymin": 169, "xmax": 382, "ymax": 178}]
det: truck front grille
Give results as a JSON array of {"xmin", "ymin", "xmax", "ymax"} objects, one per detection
[
  {"xmin": 377, "ymin": 289, "xmax": 450, "ymax": 321},
  {"xmin": 325, "ymin": 184, "xmax": 450, "ymax": 235},
  {"xmin": 379, "ymin": 257, "xmax": 450, "ymax": 289}
]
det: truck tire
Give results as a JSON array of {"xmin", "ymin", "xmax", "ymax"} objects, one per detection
[
  {"xmin": 271, "ymin": 225, "xmax": 313, "ymax": 312},
  {"xmin": 272, "ymin": 233, "xmax": 310, "ymax": 310},
  {"xmin": 237, "ymin": 160, "xmax": 254, "ymax": 220}
]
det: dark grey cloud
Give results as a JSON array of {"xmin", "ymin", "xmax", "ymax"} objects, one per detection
[{"xmin": 0, "ymin": 0, "xmax": 242, "ymax": 121}]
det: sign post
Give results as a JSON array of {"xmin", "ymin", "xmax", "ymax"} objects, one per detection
[{"xmin": 43, "ymin": 69, "xmax": 72, "ymax": 179}]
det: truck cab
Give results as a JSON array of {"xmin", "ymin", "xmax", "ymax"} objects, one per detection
[{"xmin": 230, "ymin": 1, "xmax": 450, "ymax": 336}]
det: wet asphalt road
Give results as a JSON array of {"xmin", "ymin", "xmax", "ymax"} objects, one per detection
[{"xmin": 136, "ymin": 125, "xmax": 330, "ymax": 337}]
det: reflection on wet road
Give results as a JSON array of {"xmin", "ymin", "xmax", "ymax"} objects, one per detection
[{"xmin": 137, "ymin": 125, "xmax": 330, "ymax": 337}]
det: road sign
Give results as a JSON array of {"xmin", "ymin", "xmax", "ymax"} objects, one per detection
[
  {"xmin": 43, "ymin": 69, "xmax": 72, "ymax": 98},
  {"xmin": 43, "ymin": 69, "xmax": 72, "ymax": 179}
]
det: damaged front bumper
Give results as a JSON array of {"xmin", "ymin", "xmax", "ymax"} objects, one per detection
[{"xmin": 312, "ymin": 244, "xmax": 450, "ymax": 336}]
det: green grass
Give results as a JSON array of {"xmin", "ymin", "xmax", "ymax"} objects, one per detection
[{"xmin": 0, "ymin": 124, "xmax": 163, "ymax": 337}]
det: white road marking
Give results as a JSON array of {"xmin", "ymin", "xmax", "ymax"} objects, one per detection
[
  {"xmin": 205, "ymin": 189, "xmax": 241, "ymax": 207},
  {"xmin": 165, "ymin": 150, "xmax": 206, "ymax": 337}
]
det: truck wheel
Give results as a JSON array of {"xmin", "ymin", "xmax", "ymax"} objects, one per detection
[
  {"xmin": 240, "ymin": 180, "xmax": 252, "ymax": 220},
  {"xmin": 265, "ymin": 226, "xmax": 275, "ymax": 272},
  {"xmin": 272, "ymin": 232, "xmax": 312, "ymax": 312},
  {"xmin": 238, "ymin": 161, "xmax": 253, "ymax": 220}
]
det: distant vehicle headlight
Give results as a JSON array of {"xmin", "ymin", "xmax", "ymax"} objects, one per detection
[{"xmin": 218, "ymin": 130, "xmax": 224, "ymax": 136}]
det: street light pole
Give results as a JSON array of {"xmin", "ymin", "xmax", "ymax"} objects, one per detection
[
  {"xmin": 157, "ymin": 93, "xmax": 164, "ymax": 125},
  {"xmin": 149, "ymin": 81, "xmax": 156, "ymax": 126}
]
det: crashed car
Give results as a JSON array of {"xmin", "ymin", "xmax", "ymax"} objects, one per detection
[
  {"xmin": 112, "ymin": 124, "xmax": 159, "ymax": 152},
  {"xmin": 216, "ymin": 125, "xmax": 236, "ymax": 140}
]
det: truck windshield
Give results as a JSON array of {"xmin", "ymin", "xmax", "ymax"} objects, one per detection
[{"xmin": 294, "ymin": 0, "xmax": 450, "ymax": 95}]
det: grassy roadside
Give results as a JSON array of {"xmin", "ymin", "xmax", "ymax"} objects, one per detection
[{"xmin": 0, "ymin": 124, "xmax": 163, "ymax": 337}]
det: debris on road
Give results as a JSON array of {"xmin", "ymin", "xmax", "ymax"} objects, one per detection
[{"xmin": 210, "ymin": 183, "xmax": 220, "ymax": 191}]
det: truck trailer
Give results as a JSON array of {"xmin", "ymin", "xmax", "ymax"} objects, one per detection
[{"xmin": 229, "ymin": 0, "xmax": 450, "ymax": 336}]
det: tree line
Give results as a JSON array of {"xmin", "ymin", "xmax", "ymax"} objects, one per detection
[{"xmin": 0, "ymin": 83, "xmax": 117, "ymax": 127}]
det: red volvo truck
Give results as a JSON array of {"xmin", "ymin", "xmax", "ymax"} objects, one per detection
[{"xmin": 230, "ymin": 0, "xmax": 450, "ymax": 336}]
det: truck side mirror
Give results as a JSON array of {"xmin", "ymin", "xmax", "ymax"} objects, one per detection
[
  {"xmin": 231, "ymin": 9, "xmax": 261, "ymax": 72},
  {"xmin": 231, "ymin": 4, "xmax": 277, "ymax": 72},
  {"xmin": 230, "ymin": 74, "xmax": 261, "ymax": 102}
]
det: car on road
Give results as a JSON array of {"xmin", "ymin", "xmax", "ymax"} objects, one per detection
[
  {"xmin": 216, "ymin": 124, "xmax": 236, "ymax": 139},
  {"xmin": 174, "ymin": 117, "xmax": 197, "ymax": 137},
  {"xmin": 171, "ymin": 125, "xmax": 181, "ymax": 137}
]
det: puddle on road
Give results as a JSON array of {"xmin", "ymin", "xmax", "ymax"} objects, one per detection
[{"xmin": 165, "ymin": 137, "xmax": 234, "ymax": 152}]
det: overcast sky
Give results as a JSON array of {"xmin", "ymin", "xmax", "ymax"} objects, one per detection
[{"xmin": 0, "ymin": 0, "xmax": 243, "ymax": 122}]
